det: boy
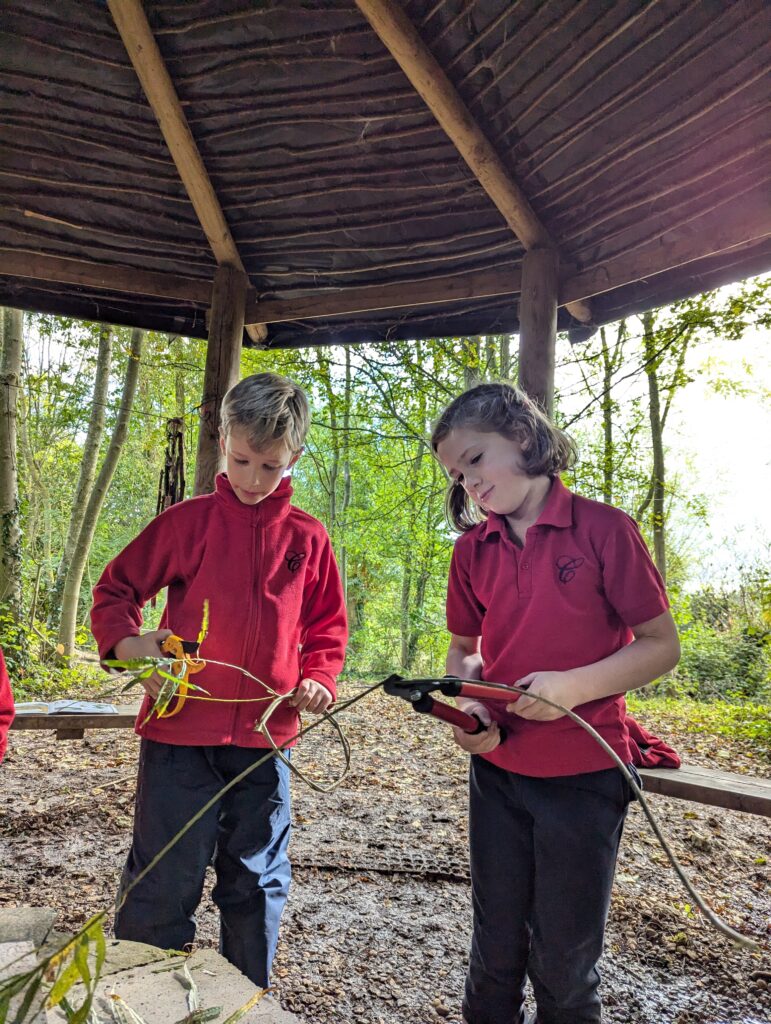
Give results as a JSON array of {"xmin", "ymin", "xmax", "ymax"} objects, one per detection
[{"xmin": 91, "ymin": 372, "xmax": 347, "ymax": 987}]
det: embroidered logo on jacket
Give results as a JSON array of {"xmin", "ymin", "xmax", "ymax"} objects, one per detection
[
  {"xmin": 556, "ymin": 555, "xmax": 584, "ymax": 583},
  {"xmin": 285, "ymin": 550, "xmax": 307, "ymax": 573}
]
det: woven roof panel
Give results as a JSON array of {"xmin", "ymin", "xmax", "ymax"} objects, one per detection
[{"xmin": 1, "ymin": 0, "xmax": 769, "ymax": 342}]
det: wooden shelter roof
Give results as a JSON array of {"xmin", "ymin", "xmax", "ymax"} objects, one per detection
[{"xmin": 1, "ymin": 0, "xmax": 770, "ymax": 347}]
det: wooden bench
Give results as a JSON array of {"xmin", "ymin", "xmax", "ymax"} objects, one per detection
[
  {"xmin": 638, "ymin": 765, "xmax": 771, "ymax": 817},
  {"xmin": 10, "ymin": 707, "xmax": 770, "ymax": 817},
  {"xmin": 10, "ymin": 704, "xmax": 142, "ymax": 741}
]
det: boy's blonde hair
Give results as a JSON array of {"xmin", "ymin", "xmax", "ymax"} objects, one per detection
[
  {"xmin": 431, "ymin": 382, "xmax": 577, "ymax": 531},
  {"xmin": 220, "ymin": 372, "xmax": 310, "ymax": 453}
]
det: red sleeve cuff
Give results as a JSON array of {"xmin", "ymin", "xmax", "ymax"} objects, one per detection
[
  {"xmin": 618, "ymin": 595, "xmax": 670, "ymax": 630},
  {"xmin": 447, "ymin": 616, "xmax": 483, "ymax": 638},
  {"xmin": 300, "ymin": 669, "xmax": 337, "ymax": 700}
]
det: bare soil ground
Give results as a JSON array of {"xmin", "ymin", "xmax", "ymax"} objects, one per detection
[{"xmin": 1, "ymin": 685, "xmax": 769, "ymax": 1024}]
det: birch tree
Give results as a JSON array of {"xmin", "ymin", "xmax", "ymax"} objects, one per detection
[
  {"xmin": 48, "ymin": 324, "xmax": 113, "ymax": 628},
  {"xmin": 57, "ymin": 327, "xmax": 144, "ymax": 657},
  {"xmin": 0, "ymin": 308, "xmax": 23, "ymax": 620}
]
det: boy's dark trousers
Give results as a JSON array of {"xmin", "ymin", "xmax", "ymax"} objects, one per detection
[
  {"xmin": 114, "ymin": 739, "xmax": 291, "ymax": 988},
  {"xmin": 463, "ymin": 756, "xmax": 633, "ymax": 1024}
]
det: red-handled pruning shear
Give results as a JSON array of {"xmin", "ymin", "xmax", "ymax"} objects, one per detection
[{"xmin": 382, "ymin": 674, "xmax": 521, "ymax": 741}]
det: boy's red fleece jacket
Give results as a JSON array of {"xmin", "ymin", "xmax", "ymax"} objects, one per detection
[{"xmin": 91, "ymin": 474, "xmax": 347, "ymax": 748}]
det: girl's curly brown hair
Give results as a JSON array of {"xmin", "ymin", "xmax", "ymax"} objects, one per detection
[{"xmin": 431, "ymin": 382, "xmax": 577, "ymax": 531}]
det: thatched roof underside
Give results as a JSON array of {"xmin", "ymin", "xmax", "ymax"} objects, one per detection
[{"xmin": 1, "ymin": 0, "xmax": 770, "ymax": 345}]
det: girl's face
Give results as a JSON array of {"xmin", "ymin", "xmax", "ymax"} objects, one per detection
[
  {"xmin": 220, "ymin": 425, "xmax": 300, "ymax": 505},
  {"xmin": 436, "ymin": 426, "xmax": 546, "ymax": 520}
]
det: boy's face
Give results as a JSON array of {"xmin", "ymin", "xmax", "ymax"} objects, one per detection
[{"xmin": 220, "ymin": 426, "xmax": 300, "ymax": 505}]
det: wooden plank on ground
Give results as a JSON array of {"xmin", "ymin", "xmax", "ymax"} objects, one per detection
[{"xmin": 638, "ymin": 765, "xmax": 771, "ymax": 817}]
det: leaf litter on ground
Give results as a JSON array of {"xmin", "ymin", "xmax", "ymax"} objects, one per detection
[{"xmin": 1, "ymin": 686, "xmax": 768, "ymax": 1023}]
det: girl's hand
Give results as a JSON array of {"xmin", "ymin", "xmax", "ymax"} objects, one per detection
[
  {"xmin": 506, "ymin": 670, "xmax": 581, "ymax": 721},
  {"xmin": 452, "ymin": 701, "xmax": 501, "ymax": 753},
  {"xmin": 291, "ymin": 678, "xmax": 333, "ymax": 714}
]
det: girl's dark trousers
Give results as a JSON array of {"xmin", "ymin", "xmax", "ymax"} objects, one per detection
[
  {"xmin": 114, "ymin": 739, "xmax": 291, "ymax": 988},
  {"xmin": 463, "ymin": 756, "xmax": 634, "ymax": 1024}
]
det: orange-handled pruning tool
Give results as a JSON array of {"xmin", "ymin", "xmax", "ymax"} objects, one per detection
[{"xmin": 154, "ymin": 635, "xmax": 206, "ymax": 718}]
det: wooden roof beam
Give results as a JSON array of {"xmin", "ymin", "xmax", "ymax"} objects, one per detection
[
  {"xmin": 0, "ymin": 252, "xmax": 217, "ymax": 306},
  {"xmin": 106, "ymin": 0, "xmax": 266, "ymax": 344},
  {"xmin": 0, "ymin": 252, "xmax": 519, "ymax": 324},
  {"xmin": 5, "ymin": 185, "xmax": 768, "ymax": 327},
  {"xmin": 354, "ymin": 0, "xmax": 593, "ymax": 325},
  {"xmin": 248, "ymin": 268, "xmax": 521, "ymax": 324}
]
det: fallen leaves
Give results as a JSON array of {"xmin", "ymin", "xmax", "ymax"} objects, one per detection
[{"xmin": 1, "ymin": 686, "xmax": 769, "ymax": 1023}]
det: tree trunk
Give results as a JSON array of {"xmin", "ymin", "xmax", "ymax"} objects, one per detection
[
  {"xmin": 172, "ymin": 335, "xmax": 186, "ymax": 419},
  {"xmin": 599, "ymin": 327, "xmax": 614, "ymax": 504},
  {"xmin": 340, "ymin": 346, "xmax": 352, "ymax": 610},
  {"xmin": 462, "ymin": 337, "xmax": 480, "ymax": 389},
  {"xmin": 0, "ymin": 308, "xmax": 23, "ymax": 620},
  {"xmin": 57, "ymin": 328, "xmax": 144, "ymax": 657},
  {"xmin": 500, "ymin": 334, "xmax": 511, "ymax": 380},
  {"xmin": 399, "ymin": 558, "xmax": 411, "ymax": 671},
  {"xmin": 400, "ymin": 345, "xmax": 427, "ymax": 672},
  {"xmin": 48, "ymin": 324, "xmax": 113, "ymax": 628},
  {"xmin": 642, "ymin": 312, "xmax": 667, "ymax": 581}
]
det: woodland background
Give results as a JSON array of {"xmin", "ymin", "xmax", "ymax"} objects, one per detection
[{"xmin": 0, "ymin": 276, "xmax": 769, "ymax": 754}]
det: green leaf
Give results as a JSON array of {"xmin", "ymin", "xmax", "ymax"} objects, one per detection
[
  {"xmin": 69, "ymin": 994, "xmax": 98, "ymax": 1024},
  {"xmin": 156, "ymin": 670, "xmax": 185, "ymax": 685},
  {"xmin": 103, "ymin": 659, "xmax": 159, "ymax": 671},
  {"xmin": 219, "ymin": 992, "xmax": 268, "ymax": 1023},
  {"xmin": 11, "ymin": 975, "xmax": 42, "ymax": 1024},
  {"xmin": 48, "ymin": 959, "xmax": 82, "ymax": 1006}
]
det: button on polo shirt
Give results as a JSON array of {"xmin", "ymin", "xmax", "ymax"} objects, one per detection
[{"xmin": 446, "ymin": 477, "xmax": 669, "ymax": 777}]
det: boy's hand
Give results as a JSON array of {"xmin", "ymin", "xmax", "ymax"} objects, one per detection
[
  {"xmin": 452, "ymin": 701, "xmax": 501, "ymax": 754},
  {"xmin": 506, "ymin": 670, "xmax": 580, "ymax": 721},
  {"xmin": 290, "ymin": 678, "xmax": 333, "ymax": 715},
  {"xmin": 113, "ymin": 630, "xmax": 173, "ymax": 699}
]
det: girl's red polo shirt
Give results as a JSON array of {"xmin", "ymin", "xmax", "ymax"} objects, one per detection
[{"xmin": 446, "ymin": 477, "xmax": 669, "ymax": 777}]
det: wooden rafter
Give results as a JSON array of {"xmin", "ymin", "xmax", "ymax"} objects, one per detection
[
  {"xmin": 4, "ymin": 186, "xmax": 768, "ymax": 329},
  {"xmin": 248, "ymin": 268, "xmax": 522, "ymax": 324},
  {"xmin": 354, "ymin": 0, "xmax": 593, "ymax": 324},
  {"xmin": 106, "ymin": 0, "xmax": 266, "ymax": 343},
  {"xmin": 0, "ymin": 252, "xmax": 216, "ymax": 306}
]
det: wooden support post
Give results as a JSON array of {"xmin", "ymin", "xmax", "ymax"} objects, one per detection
[
  {"xmin": 194, "ymin": 265, "xmax": 247, "ymax": 496},
  {"xmin": 518, "ymin": 248, "xmax": 558, "ymax": 419}
]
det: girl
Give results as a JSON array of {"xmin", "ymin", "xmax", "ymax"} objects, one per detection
[{"xmin": 432, "ymin": 383, "xmax": 680, "ymax": 1024}]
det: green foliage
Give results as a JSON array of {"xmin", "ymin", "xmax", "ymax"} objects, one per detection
[
  {"xmin": 0, "ymin": 609, "xmax": 30, "ymax": 681},
  {"xmin": 627, "ymin": 693, "xmax": 771, "ymax": 760},
  {"xmin": 0, "ymin": 613, "xmax": 98, "ymax": 701},
  {"xmin": 664, "ymin": 565, "xmax": 771, "ymax": 701},
  {"xmin": 676, "ymin": 621, "xmax": 769, "ymax": 700},
  {"xmin": 7, "ymin": 278, "xmax": 771, "ymax": 693},
  {"xmin": 0, "ymin": 912, "xmax": 107, "ymax": 1024}
]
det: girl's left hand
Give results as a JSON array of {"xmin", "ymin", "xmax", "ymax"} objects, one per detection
[
  {"xmin": 291, "ymin": 678, "xmax": 334, "ymax": 714},
  {"xmin": 506, "ymin": 671, "xmax": 581, "ymax": 721}
]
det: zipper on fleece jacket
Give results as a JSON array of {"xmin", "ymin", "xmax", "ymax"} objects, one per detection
[{"xmin": 229, "ymin": 516, "xmax": 263, "ymax": 743}]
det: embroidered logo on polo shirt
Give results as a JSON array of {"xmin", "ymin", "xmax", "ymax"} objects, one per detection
[
  {"xmin": 556, "ymin": 555, "xmax": 584, "ymax": 583},
  {"xmin": 285, "ymin": 550, "xmax": 307, "ymax": 573}
]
